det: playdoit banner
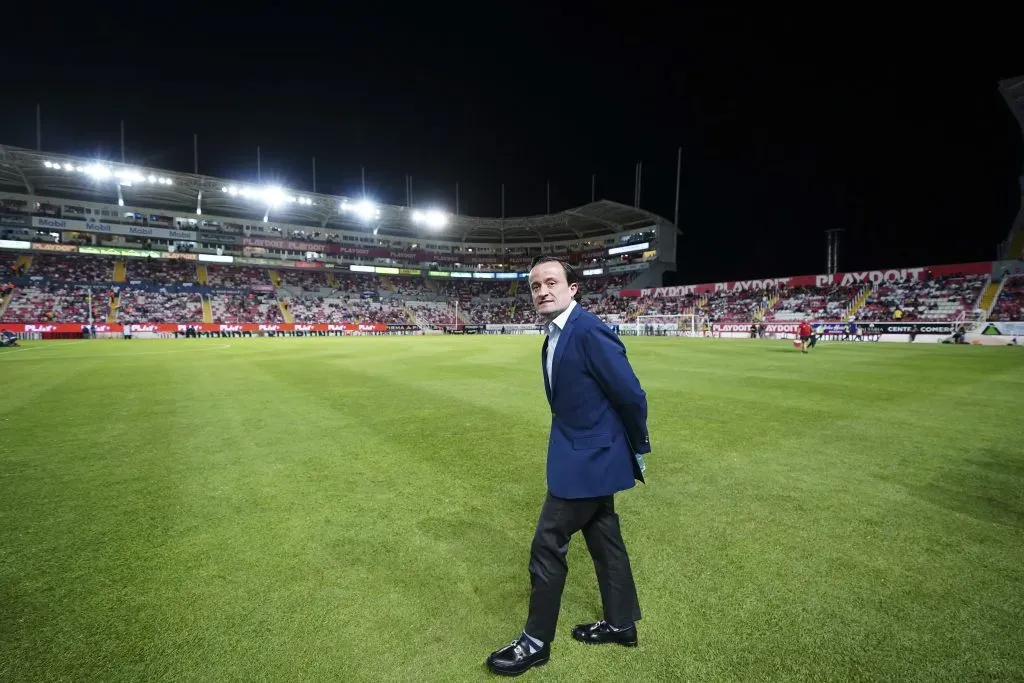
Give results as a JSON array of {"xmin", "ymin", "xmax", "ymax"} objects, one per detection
[
  {"xmin": 710, "ymin": 321, "xmax": 957, "ymax": 335},
  {"xmin": 625, "ymin": 261, "xmax": 994, "ymax": 298}
]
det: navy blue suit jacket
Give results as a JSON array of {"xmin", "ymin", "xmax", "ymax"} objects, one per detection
[{"xmin": 542, "ymin": 304, "xmax": 650, "ymax": 499}]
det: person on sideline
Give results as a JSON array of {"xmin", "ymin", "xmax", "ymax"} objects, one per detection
[
  {"xmin": 799, "ymin": 319, "xmax": 813, "ymax": 353},
  {"xmin": 486, "ymin": 256, "xmax": 651, "ymax": 677}
]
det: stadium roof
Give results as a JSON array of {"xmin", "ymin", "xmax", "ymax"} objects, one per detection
[{"xmin": 0, "ymin": 144, "xmax": 676, "ymax": 244}]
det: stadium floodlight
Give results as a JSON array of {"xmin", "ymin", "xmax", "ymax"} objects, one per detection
[
  {"xmin": 411, "ymin": 209, "xmax": 449, "ymax": 229},
  {"xmin": 114, "ymin": 169, "xmax": 145, "ymax": 185},
  {"xmin": 221, "ymin": 184, "xmax": 312, "ymax": 207},
  {"xmin": 340, "ymin": 198, "xmax": 380, "ymax": 221},
  {"xmin": 42, "ymin": 161, "xmax": 173, "ymax": 187},
  {"xmin": 264, "ymin": 186, "xmax": 287, "ymax": 208},
  {"xmin": 83, "ymin": 163, "xmax": 111, "ymax": 180}
]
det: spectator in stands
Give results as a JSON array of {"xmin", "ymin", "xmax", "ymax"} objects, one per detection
[{"xmin": 990, "ymin": 275, "xmax": 1024, "ymax": 321}]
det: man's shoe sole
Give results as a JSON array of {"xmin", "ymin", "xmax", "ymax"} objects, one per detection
[
  {"xmin": 571, "ymin": 634, "xmax": 638, "ymax": 647},
  {"xmin": 487, "ymin": 657, "xmax": 549, "ymax": 676}
]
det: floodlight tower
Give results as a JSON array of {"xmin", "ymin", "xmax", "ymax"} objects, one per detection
[
  {"xmin": 998, "ymin": 76, "xmax": 1024, "ymax": 260},
  {"xmin": 825, "ymin": 228, "xmax": 844, "ymax": 276}
]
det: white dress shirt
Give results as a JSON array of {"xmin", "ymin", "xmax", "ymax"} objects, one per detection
[{"xmin": 545, "ymin": 299, "xmax": 577, "ymax": 388}]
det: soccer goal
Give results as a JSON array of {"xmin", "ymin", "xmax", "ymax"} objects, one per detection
[{"xmin": 634, "ymin": 313, "xmax": 702, "ymax": 337}]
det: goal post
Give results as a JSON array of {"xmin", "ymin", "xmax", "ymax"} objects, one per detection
[{"xmin": 634, "ymin": 313, "xmax": 702, "ymax": 337}]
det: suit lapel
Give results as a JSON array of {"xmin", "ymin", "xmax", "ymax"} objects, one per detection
[
  {"xmin": 541, "ymin": 336, "xmax": 551, "ymax": 403},
  {"xmin": 550, "ymin": 305, "xmax": 581, "ymax": 397}
]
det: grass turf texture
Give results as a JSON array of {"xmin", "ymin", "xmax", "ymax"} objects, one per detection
[{"xmin": 1, "ymin": 336, "xmax": 1022, "ymax": 682}]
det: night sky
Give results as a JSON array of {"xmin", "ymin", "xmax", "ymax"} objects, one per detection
[{"xmin": 2, "ymin": 5, "xmax": 1021, "ymax": 286}]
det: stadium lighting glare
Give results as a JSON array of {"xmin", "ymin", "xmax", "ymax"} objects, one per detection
[
  {"xmin": 83, "ymin": 163, "xmax": 111, "ymax": 180},
  {"xmin": 340, "ymin": 198, "xmax": 381, "ymax": 221},
  {"xmin": 221, "ymin": 184, "xmax": 312, "ymax": 208},
  {"xmin": 43, "ymin": 161, "xmax": 174, "ymax": 187},
  {"xmin": 412, "ymin": 208, "xmax": 449, "ymax": 229},
  {"xmin": 114, "ymin": 169, "xmax": 145, "ymax": 185},
  {"xmin": 264, "ymin": 186, "xmax": 286, "ymax": 207}
]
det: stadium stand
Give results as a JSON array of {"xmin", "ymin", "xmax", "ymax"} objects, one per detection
[
  {"xmin": 0, "ymin": 141, "xmax": 1021, "ymax": 340},
  {"xmin": 2, "ymin": 249, "xmax": 1016, "ymax": 331},
  {"xmin": 404, "ymin": 301, "xmax": 456, "ymax": 329},
  {"xmin": 3, "ymin": 283, "xmax": 95, "ymax": 323},
  {"xmin": 31, "ymin": 254, "xmax": 113, "ymax": 282},
  {"xmin": 209, "ymin": 292, "xmax": 284, "ymax": 324},
  {"xmin": 207, "ymin": 265, "xmax": 272, "ymax": 289},
  {"xmin": 990, "ymin": 275, "xmax": 1024, "ymax": 321},
  {"xmin": 585, "ymin": 273, "xmax": 632, "ymax": 294},
  {"xmin": 278, "ymin": 269, "xmax": 331, "ymax": 292},
  {"xmin": 118, "ymin": 290, "xmax": 204, "ymax": 324},
  {"xmin": 1, "ymin": 250, "xmax": 21, "ymax": 277},
  {"xmin": 768, "ymin": 285, "xmax": 861, "ymax": 322},
  {"xmin": 125, "ymin": 258, "xmax": 198, "ymax": 285},
  {"xmin": 856, "ymin": 274, "xmax": 987, "ymax": 322},
  {"xmin": 286, "ymin": 296, "xmax": 410, "ymax": 325}
]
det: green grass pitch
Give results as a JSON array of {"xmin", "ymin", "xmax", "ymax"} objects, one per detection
[{"xmin": 1, "ymin": 336, "xmax": 1022, "ymax": 681}]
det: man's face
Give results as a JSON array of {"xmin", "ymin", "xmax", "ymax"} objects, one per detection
[{"xmin": 529, "ymin": 261, "xmax": 578, "ymax": 321}]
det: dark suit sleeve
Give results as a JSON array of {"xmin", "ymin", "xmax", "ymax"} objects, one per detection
[{"xmin": 582, "ymin": 322, "xmax": 651, "ymax": 454}]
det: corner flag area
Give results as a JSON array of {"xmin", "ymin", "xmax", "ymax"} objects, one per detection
[{"xmin": 1, "ymin": 336, "xmax": 1021, "ymax": 681}]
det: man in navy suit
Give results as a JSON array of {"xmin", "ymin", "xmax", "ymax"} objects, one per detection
[{"xmin": 486, "ymin": 256, "xmax": 650, "ymax": 677}]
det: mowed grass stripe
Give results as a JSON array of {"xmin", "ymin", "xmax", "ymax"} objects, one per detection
[{"xmin": 0, "ymin": 336, "xmax": 1022, "ymax": 681}]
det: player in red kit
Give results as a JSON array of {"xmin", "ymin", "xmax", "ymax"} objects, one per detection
[{"xmin": 798, "ymin": 320, "xmax": 813, "ymax": 354}]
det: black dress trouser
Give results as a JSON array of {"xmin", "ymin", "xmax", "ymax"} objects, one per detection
[{"xmin": 524, "ymin": 491, "xmax": 642, "ymax": 642}]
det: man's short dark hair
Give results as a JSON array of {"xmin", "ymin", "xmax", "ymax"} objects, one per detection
[{"xmin": 528, "ymin": 255, "xmax": 583, "ymax": 302}]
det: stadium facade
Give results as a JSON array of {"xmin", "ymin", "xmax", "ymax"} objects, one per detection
[{"xmin": 0, "ymin": 144, "xmax": 677, "ymax": 286}]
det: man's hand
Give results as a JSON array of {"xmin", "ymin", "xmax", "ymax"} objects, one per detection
[{"xmin": 634, "ymin": 453, "xmax": 646, "ymax": 474}]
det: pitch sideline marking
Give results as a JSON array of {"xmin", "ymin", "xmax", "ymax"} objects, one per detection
[{"xmin": 0, "ymin": 343, "xmax": 233, "ymax": 361}]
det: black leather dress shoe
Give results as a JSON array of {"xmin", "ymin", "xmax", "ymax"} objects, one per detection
[
  {"xmin": 486, "ymin": 637, "xmax": 550, "ymax": 676},
  {"xmin": 571, "ymin": 620, "xmax": 638, "ymax": 646}
]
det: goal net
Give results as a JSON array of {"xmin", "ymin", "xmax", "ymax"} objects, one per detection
[{"xmin": 634, "ymin": 314, "xmax": 702, "ymax": 337}]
